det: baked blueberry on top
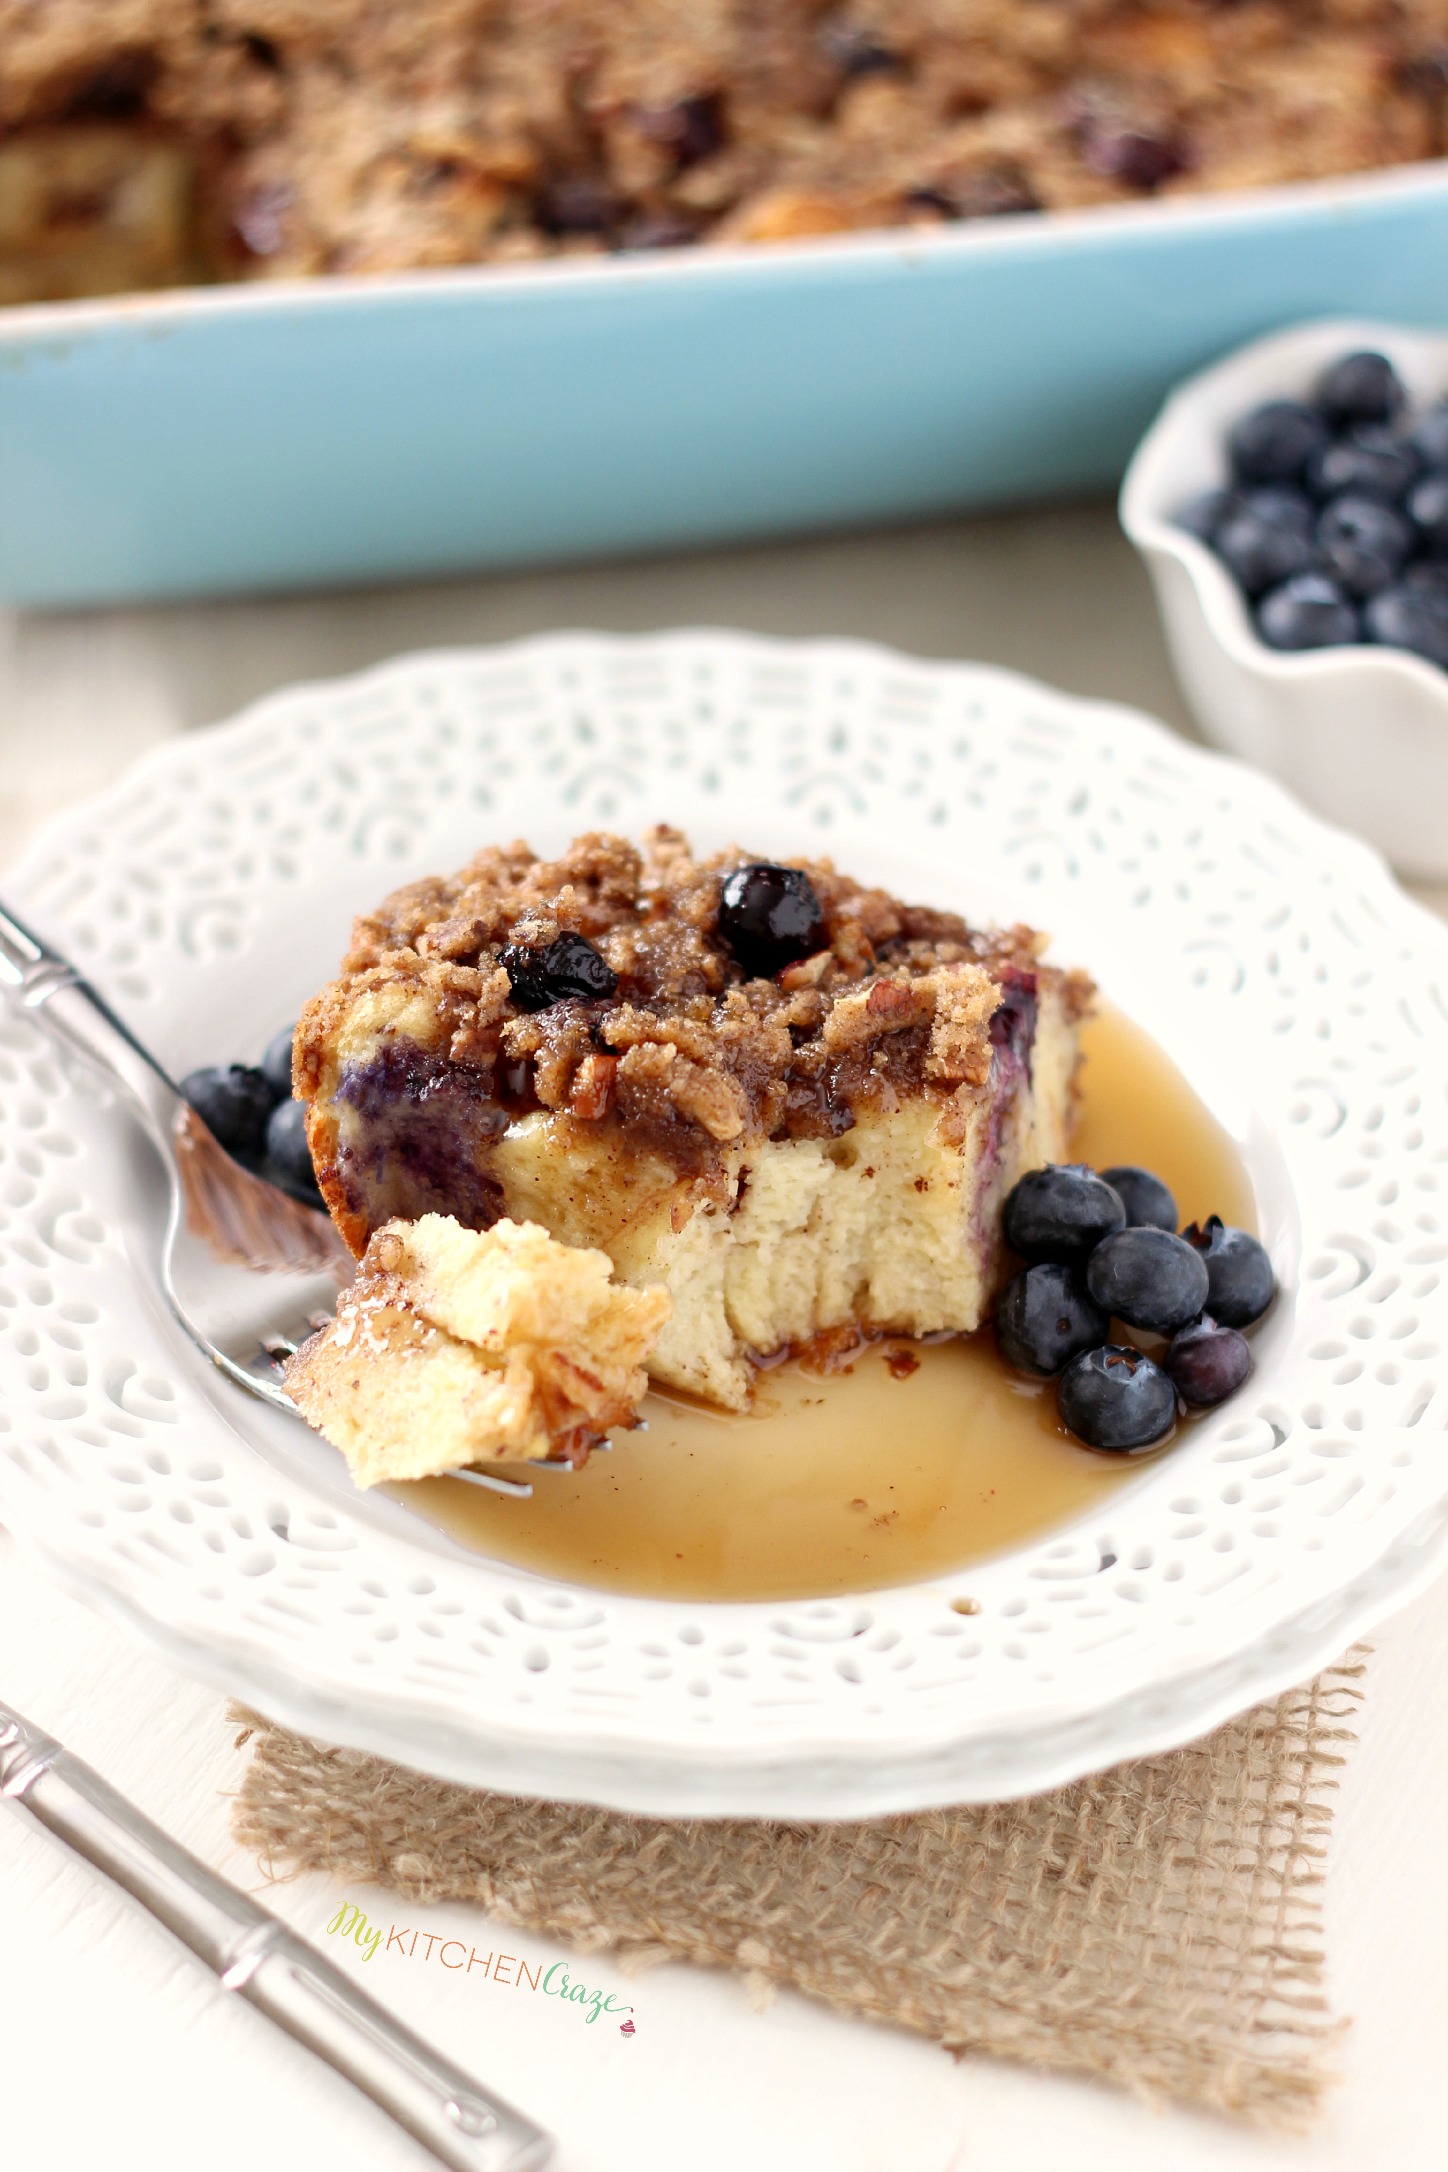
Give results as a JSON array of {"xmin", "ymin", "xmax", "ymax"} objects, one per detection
[{"xmin": 296, "ymin": 828, "xmax": 1092, "ymax": 1410}]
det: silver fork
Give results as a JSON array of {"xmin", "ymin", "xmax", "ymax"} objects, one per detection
[{"xmin": 0, "ymin": 899, "xmax": 555, "ymax": 1500}]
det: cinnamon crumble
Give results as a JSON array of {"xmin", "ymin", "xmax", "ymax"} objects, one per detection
[
  {"xmin": 298, "ymin": 825, "xmax": 1087, "ymax": 1208},
  {"xmin": 1, "ymin": 2, "xmax": 1444, "ymax": 303}
]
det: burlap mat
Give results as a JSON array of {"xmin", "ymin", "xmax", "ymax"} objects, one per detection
[{"xmin": 231, "ymin": 1657, "xmax": 1363, "ymax": 2129}]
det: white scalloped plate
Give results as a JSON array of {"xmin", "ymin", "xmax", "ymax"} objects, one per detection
[{"xmin": 2, "ymin": 630, "xmax": 1447, "ymax": 1817}]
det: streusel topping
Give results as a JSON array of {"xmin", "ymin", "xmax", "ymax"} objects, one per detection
[
  {"xmin": 296, "ymin": 827, "xmax": 1091, "ymax": 1179},
  {"xmin": 1, "ymin": 3, "xmax": 1444, "ymax": 303}
]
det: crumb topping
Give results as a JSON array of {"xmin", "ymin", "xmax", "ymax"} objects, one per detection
[
  {"xmin": 297, "ymin": 827, "xmax": 1091, "ymax": 1180},
  {"xmin": 0, "ymin": 3, "xmax": 1441, "ymax": 303}
]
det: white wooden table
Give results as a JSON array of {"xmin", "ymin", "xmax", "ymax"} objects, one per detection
[{"xmin": 3, "ymin": 508, "xmax": 1446, "ymax": 2172}]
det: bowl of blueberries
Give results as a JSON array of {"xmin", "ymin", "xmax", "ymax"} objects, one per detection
[{"xmin": 1121, "ymin": 319, "xmax": 1448, "ymax": 880}]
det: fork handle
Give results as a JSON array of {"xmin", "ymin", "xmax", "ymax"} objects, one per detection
[
  {"xmin": 0, "ymin": 896, "xmax": 182, "ymax": 1140},
  {"xmin": 0, "ymin": 1703, "xmax": 552, "ymax": 2172}
]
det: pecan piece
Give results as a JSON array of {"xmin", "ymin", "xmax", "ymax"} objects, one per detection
[{"xmin": 570, "ymin": 1052, "xmax": 618, "ymax": 1121}]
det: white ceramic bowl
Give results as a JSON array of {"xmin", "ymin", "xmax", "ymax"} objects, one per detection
[{"xmin": 1120, "ymin": 318, "xmax": 1448, "ymax": 881}]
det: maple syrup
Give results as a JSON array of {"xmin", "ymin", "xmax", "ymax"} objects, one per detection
[{"xmin": 400, "ymin": 1007, "xmax": 1256, "ymax": 1602}]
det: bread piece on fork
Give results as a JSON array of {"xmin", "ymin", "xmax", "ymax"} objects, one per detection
[{"xmin": 285, "ymin": 1214, "xmax": 670, "ymax": 1484}]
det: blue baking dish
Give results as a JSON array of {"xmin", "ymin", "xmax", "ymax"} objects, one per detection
[{"xmin": 2, "ymin": 160, "xmax": 1447, "ymax": 607}]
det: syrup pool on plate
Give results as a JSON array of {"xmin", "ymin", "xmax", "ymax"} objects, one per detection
[{"xmin": 398, "ymin": 1007, "xmax": 1256, "ymax": 1602}]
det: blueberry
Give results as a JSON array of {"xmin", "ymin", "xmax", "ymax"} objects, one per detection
[
  {"xmin": 987, "ymin": 964, "xmax": 1037, "ymax": 1064},
  {"xmin": 180, "ymin": 1064, "xmax": 274, "ymax": 1159},
  {"xmin": 634, "ymin": 94, "xmax": 726, "ymax": 168},
  {"xmin": 260, "ymin": 1022, "xmax": 296, "ymax": 1102},
  {"xmin": 1364, "ymin": 584, "xmax": 1448, "ymax": 669},
  {"xmin": 263, "ymin": 1096, "xmax": 321, "ymax": 1201},
  {"xmin": 1407, "ymin": 471, "xmax": 1448, "ymax": 553},
  {"xmin": 1085, "ymin": 1225, "xmax": 1210, "ymax": 1334},
  {"xmin": 1402, "ymin": 561, "xmax": 1448, "ymax": 607},
  {"xmin": 995, "ymin": 1263, "xmax": 1109, "ymax": 1377},
  {"xmin": 1002, "ymin": 1163, "xmax": 1125, "ymax": 1268},
  {"xmin": 717, "ymin": 863, "xmax": 825, "ymax": 979},
  {"xmin": 1174, "ymin": 487, "xmax": 1238, "ymax": 544},
  {"xmin": 1255, "ymin": 572, "xmax": 1359, "ymax": 651},
  {"xmin": 1316, "ymin": 493, "xmax": 1413, "ymax": 599},
  {"xmin": 904, "ymin": 185, "xmax": 959, "ymax": 218},
  {"xmin": 1083, "ymin": 125, "xmax": 1187, "ymax": 191},
  {"xmin": 502, "ymin": 931, "xmax": 619, "ymax": 1011},
  {"xmin": 1228, "ymin": 400, "xmax": 1329, "ymax": 487},
  {"xmin": 1182, "ymin": 1217, "xmax": 1275, "ymax": 1327},
  {"xmin": 1165, "ymin": 1315, "xmax": 1252, "ymax": 1407},
  {"xmin": 1215, "ymin": 493, "xmax": 1318, "ymax": 597},
  {"xmin": 1058, "ymin": 1344, "xmax": 1176, "ymax": 1451},
  {"xmin": 537, "ymin": 175, "xmax": 621, "ymax": 235},
  {"xmin": 1316, "ymin": 350, "xmax": 1406, "ymax": 428},
  {"xmin": 618, "ymin": 212, "xmax": 699, "ymax": 250},
  {"xmin": 1099, "ymin": 1164, "xmax": 1177, "ymax": 1231},
  {"xmin": 1306, "ymin": 425, "xmax": 1419, "ymax": 505},
  {"xmin": 818, "ymin": 16, "xmax": 904, "ymax": 75},
  {"xmin": 1411, "ymin": 404, "xmax": 1448, "ymax": 471},
  {"xmin": 1244, "ymin": 485, "xmax": 1315, "ymax": 533}
]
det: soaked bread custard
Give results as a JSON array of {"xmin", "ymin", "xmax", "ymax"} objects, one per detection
[{"xmin": 400, "ymin": 1004, "xmax": 1256, "ymax": 1600}]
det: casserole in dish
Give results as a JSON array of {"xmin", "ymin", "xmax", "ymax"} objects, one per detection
[{"xmin": 7, "ymin": 161, "xmax": 1448, "ymax": 605}]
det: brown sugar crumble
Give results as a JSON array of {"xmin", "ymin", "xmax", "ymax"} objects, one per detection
[
  {"xmin": 296, "ymin": 825, "xmax": 1090, "ymax": 1200},
  {"xmin": 2, "ymin": 2, "xmax": 1446, "ymax": 304}
]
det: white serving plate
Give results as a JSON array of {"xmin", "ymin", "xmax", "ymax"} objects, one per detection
[
  {"xmin": 1121, "ymin": 317, "xmax": 1448, "ymax": 880},
  {"xmin": 1, "ymin": 630, "xmax": 1446, "ymax": 1817}
]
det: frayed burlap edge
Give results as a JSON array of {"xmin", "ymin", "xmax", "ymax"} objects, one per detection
[{"xmin": 230, "ymin": 1654, "xmax": 1364, "ymax": 2129}]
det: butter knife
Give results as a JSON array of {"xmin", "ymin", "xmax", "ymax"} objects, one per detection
[{"xmin": 0, "ymin": 1699, "xmax": 553, "ymax": 2172}]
